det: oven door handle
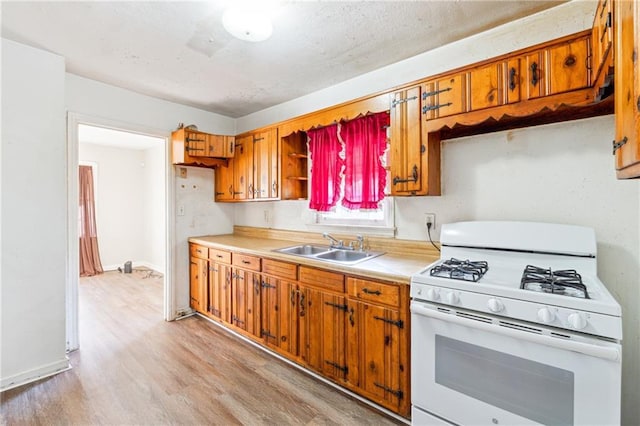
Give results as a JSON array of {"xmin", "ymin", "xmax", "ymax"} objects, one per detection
[{"xmin": 411, "ymin": 303, "xmax": 621, "ymax": 362}]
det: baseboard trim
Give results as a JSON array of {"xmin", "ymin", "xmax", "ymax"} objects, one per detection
[
  {"xmin": 102, "ymin": 262, "xmax": 163, "ymax": 273},
  {"xmin": 196, "ymin": 313, "xmax": 410, "ymax": 425},
  {"xmin": 0, "ymin": 357, "xmax": 71, "ymax": 392}
]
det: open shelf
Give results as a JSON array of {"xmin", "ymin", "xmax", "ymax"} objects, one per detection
[{"xmin": 280, "ymin": 131, "xmax": 308, "ymax": 200}]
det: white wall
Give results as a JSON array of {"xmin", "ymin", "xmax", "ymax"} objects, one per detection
[
  {"xmin": 79, "ymin": 142, "xmax": 166, "ymax": 272},
  {"xmin": 142, "ymin": 143, "xmax": 167, "ymax": 272},
  {"xmin": 232, "ymin": 3, "xmax": 640, "ymax": 422},
  {"xmin": 1, "ymin": 39, "xmax": 69, "ymax": 389},
  {"xmin": 66, "ymin": 74, "xmax": 236, "ymax": 314}
]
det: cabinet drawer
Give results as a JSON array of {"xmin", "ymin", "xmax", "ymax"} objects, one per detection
[
  {"xmin": 209, "ymin": 248, "xmax": 231, "ymax": 264},
  {"xmin": 299, "ymin": 266, "xmax": 344, "ymax": 293},
  {"xmin": 190, "ymin": 243, "xmax": 208, "ymax": 260},
  {"xmin": 233, "ymin": 253, "xmax": 261, "ymax": 271},
  {"xmin": 262, "ymin": 259, "xmax": 297, "ymax": 280},
  {"xmin": 348, "ymin": 277, "xmax": 400, "ymax": 307}
]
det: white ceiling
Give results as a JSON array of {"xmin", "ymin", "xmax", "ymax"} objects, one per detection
[
  {"xmin": 79, "ymin": 124, "xmax": 164, "ymax": 150},
  {"xmin": 1, "ymin": 1, "xmax": 567, "ymax": 118}
]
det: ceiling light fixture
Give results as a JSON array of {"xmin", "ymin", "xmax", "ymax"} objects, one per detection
[{"xmin": 222, "ymin": 3, "xmax": 274, "ymax": 42}]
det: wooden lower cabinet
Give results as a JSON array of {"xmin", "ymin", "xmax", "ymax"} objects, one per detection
[
  {"xmin": 231, "ymin": 267, "xmax": 261, "ymax": 338},
  {"xmin": 208, "ymin": 261, "xmax": 232, "ymax": 322},
  {"xmin": 189, "ymin": 245, "xmax": 209, "ymax": 314},
  {"xmin": 345, "ymin": 277, "xmax": 410, "ymax": 415},
  {"xmin": 261, "ymin": 275, "xmax": 299, "ymax": 357},
  {"xmin": 189, "ymin": 245, "xmax": 410, "ymax": 418},
  {"xmin": 299, "ymin": 286, "xmax": 348, "ymax": 382}
]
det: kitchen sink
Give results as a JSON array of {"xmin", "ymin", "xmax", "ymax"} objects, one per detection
[
  {"xmin": 273, "ymin": 244, "xmax": 384, "ymax": 265},
  {"xmin": 276, "ymin": 244, "xmax": 331, "ymax": 256}
]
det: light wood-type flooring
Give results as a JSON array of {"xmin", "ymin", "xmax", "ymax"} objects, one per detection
[{"xmin": 1, "ymin": 269, "xmax": 401, "ymax": 425}]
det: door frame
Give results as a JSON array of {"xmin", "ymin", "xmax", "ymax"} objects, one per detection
[{"xmin": 66, "ymin": 112, "xmax": 176, "ymax": 351}]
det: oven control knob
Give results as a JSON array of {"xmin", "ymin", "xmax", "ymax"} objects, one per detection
[
  {"xmin": 568, "ymin": 312, "xmax": 588, "ymax": 330},
  {"xmin": 445, "ymin": 292, "xmax": 459, "ymax": 304},
  {"xmin": 537, "ymin": 307, "xmax": 556, "ymax": 324},
  {"xmin": 487, "ymin": 298, "xmax": 504, "ymax": 313},
  {"xmin": 426, "ymin": 288, "xmax": 440, "ymax": 301}
]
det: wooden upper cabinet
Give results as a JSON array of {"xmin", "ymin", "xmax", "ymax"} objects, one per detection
[
  {"xmin": 468, "ymin": 63, "xmax": 502, "ymax": 111},
  {"xmin": 592, "ymin": 0, "xmax": 615, "ymax": 100},
  {"xmin": 524, "ymin": 50, "xmax": 546, "ymax": 100},
  {"xmin": 214, "ymin": 161, "xmax": 235, "ymax": 201},
  {"xmin": 206, "ymin": 134, "xmax": 235, "ymax": 158},
  {"xmin": 172, "ymin": 128, "xmax": 233, "ymax": 168},
  {"xmin": 505, "ymin": 57, "xmax": 522, "ymax": 104},
  {"xmin": 252, "ymin": 128, "xmax": 279, "ymax": 200},
  {"xmin": 232, "ymin": 134, "xmax": 254, "ymax": 201},
  {"xmin": 613, "ymin": 0, "xmax": 640, "ymax": 179},
  {"xmin": 423, "ymin": 74, "xmax": 466, "ymax": 119},
  {"xmin": 547, "ymin": 35, "xmax": 591, "ymax": 96},
  {"xmin": 389, "ymin": 85, "xmax": 441, "ymax": 196},
  {"xmin": 216, "ymin": 128, "xmax": 279, "ymax": 202}
]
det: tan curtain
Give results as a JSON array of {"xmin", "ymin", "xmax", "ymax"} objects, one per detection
[{"xmin": 79, "ymin": 165, "xmax": 103, "ymax": 277}]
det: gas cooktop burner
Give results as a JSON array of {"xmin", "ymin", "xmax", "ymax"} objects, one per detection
[
  {"xmin": 430, "ymin": 258, "xmax": 489, "ymax": 282},
  {"xmin": 520, "ymin": 265, "xmax": 590, "ymax": 299}
]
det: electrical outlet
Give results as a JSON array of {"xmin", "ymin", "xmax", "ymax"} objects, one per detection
[
  {"xmin": 424, "ymin": 213, "xmax": 436, "ymax": 229},
  {"xmin": 178, "ymin": 205, "xmax": 185, "ymax": 216},
  {"xmin": 263, "ymin": 209, "xmax": 272, "ymax": 225},
  {"xmin": 179, "ymin": 167, "xmax": 187, "ymax": 178}
]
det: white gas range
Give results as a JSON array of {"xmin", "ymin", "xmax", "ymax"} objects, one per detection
[{"xmin": 410, "ymin": 221, "xmax": 622, "ymax": 426}]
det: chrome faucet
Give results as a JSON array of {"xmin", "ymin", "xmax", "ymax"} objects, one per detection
[{"xmin": 322, "ymin": 232, "xmax": 344, "ymax": 249}]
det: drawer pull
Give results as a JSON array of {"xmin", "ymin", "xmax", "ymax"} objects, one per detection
[
  {"xmin": 216, "ymin": 254, "xmax": 223, "ymax": 259},
  {"xmin": 362, "ymin": 288, "xmax": 382, "ymax": 296},
  {"xmin": 241, "ymin": 260, "xmax": 251, "ymax": 265}
]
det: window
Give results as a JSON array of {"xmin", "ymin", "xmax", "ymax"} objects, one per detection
[{"xmin": 307, "ymin": 112, "xmax": 395, "ymax": 236}]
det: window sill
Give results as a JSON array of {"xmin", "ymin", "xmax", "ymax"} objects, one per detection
[{"xmin": 305, "ymin": 222, "xmax": 396, "ymax": 238}]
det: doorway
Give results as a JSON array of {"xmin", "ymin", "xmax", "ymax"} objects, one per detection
[{"xmin": 67, "ymin": 113, "xmax": 175, "ymax": 351}]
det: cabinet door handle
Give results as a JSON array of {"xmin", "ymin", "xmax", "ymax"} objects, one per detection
[
  {"xmin": 228, "ymin": 185, "xmax": 233, "ymax": 195},
  {"xmin": 393, "ymin": 164, "xmax": 419, "ymax": 185},
  {"xmin": 508, "ymin": 67, "xmax": 517, "ymax": 91},
  {"xmin": 530, "ymin": 61, "xmax": 539, "ymax": 87},
  {"xmin": 299, "ymin": 292, "xmax": 306, "ymax": 317},
  {"xmin": 291, "ymin": 289, "xmax": 297, "ymax": 306},
  {"xmin": 272, "ymin": 181, "xmax": 277, "ymax": 195},
  {"xmin": 348, "ymin": 307, "xmax": 355, "ymax": 327},
  {"xmin": 612, "ymin": 137, "xmax": 628, "ymax": 154}
]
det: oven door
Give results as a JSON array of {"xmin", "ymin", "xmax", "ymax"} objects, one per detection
[{"xmin": 411, "ymin": 302, "xmax": 621, "ymax": 426}]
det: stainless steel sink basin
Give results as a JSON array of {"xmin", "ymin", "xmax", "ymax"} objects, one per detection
[
  {"xmin": 276, "ymin": 244, "xmax": 331, "ymax": 256},
  {"xmin": 314, "ymin": 249, "xmax": 382, "ymax": 264},
  {"xmin": 273, "ymin": 244, "xmax": 384, "ymax": 265}
]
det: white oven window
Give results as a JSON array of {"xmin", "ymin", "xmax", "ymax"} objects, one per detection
[{"xmin": 435, "ymin": 335, "xmax": 574, "ymax": 425}]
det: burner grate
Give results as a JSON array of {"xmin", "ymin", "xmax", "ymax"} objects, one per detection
[
  {"xmin": 430, "ymin": 258, "xmax": 489, "ymax": 282},
  {"xmin": 520, "ymin": 265, "xmax": 590, "ymax": 299}
]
